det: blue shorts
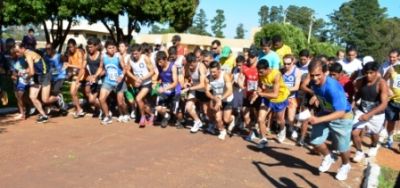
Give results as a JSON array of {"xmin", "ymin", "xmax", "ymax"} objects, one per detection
[
  {"xmin": 15, "ymin": 81, "xmax": 29, "ymax": 92},
  {"xmin": 261, "ymin": 98, "xmax": 288, "ymax": 112},
  {"xmin": 385, "ymin": 100, "xmax": 400, "ymax": 121},
  {"xmin": 310, "ymin": 116, "xmax": 353, "ymax": 153}
]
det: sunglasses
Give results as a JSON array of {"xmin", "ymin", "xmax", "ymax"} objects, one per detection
[{"xmin": 284, "ymin": 63, "xmax": 292, "ymax": 65}]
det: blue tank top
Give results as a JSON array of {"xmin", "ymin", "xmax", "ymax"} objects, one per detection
[
  {"xmin": 159, "ymin": 62, "xmax": 175, "ymax": 96},
  {"xmin": 103, "ymin": 54, "xmax": 122, "ymax": 86},
  {"xmin": 283, "ymin": 67, "xmax": 297, "ymax": 98}
]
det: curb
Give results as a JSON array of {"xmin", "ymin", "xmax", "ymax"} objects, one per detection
[{"xmin": 362, "ymin": 160, "xmax": 381, "ymax": 188}]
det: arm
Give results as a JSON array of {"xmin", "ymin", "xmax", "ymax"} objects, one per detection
[
  {"xmin": 142, "ymin": 56, "xmax": 155, "ymax": 81},
  {"xmin": 26, "ymin": 54, "xmax": 35, "ymax": 77},
  {"xmin": 161, "ymin": 65, "xmax": 178, "ymax": 92},
  {"xmin": 290, "ymin": 69, "xmax": 302, "ymax": 92},
  {"xmin": 221, "ymin": 73, "xmax": 233, "ymax": 101},
  {"xmin": 258, "ymin": 74, "xmax": 280, "ymax": 99},
  {"xmin": 94, "ymin": 53, "xmax": 104, "ymax": 79},
  {"xmin": 309, "ymin": 111, "xmax": 346, "ymax": 125},
  {"xmin": 300, "ymin": 74, "xmax": 314, "ymax": 95},
  {"xmin": 383, "ymin": 67, "xmax": 393, "ymax": 81},
  {"xmin": 76, "ymin": 51, "xmax": 85, "ymax": 80},
  {"xmin": 204, "ymin": 79, "xmax": 214, "ymax": 99}
]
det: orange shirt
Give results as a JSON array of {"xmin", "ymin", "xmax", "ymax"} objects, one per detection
[{"xmin": 69, "ymin": 49, "xmax": 83, "ymax": 67}]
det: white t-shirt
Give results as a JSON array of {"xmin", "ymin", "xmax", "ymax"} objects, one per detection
[{"xmin": 339, "ymin": 58, "xmax": 363, "ymax": 76}]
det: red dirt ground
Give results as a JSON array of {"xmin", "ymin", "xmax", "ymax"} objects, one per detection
[{"xmin": 0, "ymin": 115, "xmax": 366, "ymax": 188}]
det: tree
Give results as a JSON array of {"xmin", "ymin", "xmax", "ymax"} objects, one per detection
[
  {"xmin": 285, "ymin": 5, "xmax": 325, "ymax": 38},
  {"xmin": 211, "ymin": 9, "xmax": 226, "ymax": 38},
  {"xmin": 269, "ymin": 6, "xmax": 284, "ymax": 23},
  {"xmin": 254, "ymin": 23, "xmax": 307, "ymax": 55},
  {"xmin": 187, "ymin": 9, "xmax": 210, "ymax": 36},
  {"xmin": 83, "ymin": 0, "xmax": 199, "ymax": 43},
  {"xmin": 330, "ymin": 0, "xmax": 386, "ymax": 58},
  {"xmin": 371, "ymin": 18, "xmax": 400, "ymax": 61},
  {"xmin": 3, "ymin": 0, "xmax": 82, "ymax": 52},
  {"xmin": 235, "ymin": 23, "xmax": 246, "ymax": 39},
  {"xmin": 150, "ymin": 24, "xmax": 176, "ymax": 34},
  {"xmin": 258, "ymin": 5, "xmax": 269, "ymax": 26}
]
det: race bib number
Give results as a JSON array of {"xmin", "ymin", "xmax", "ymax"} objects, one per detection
[
  {"xmin": 108, "ymin": 68, "xmax": 119, "ymax": 81},
  {"xmin": 247, "ymin": 80, "xmax": 258, "ymax": 91}
]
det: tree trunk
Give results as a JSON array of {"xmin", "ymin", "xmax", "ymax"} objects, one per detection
[
  {"xmin": 127, "ymin": 16, "xmax": 134, "ymax": 44},
  {"xmin": 101, "ymin": 19, "xmax": 116, "ymax": 42},
  {"xmin": 57, "ymin": 19, "xmax": 72, "ymax": 53},
  {"xmin": 42, "ymin": 20, "xmax": 50, "ymax": 43}
]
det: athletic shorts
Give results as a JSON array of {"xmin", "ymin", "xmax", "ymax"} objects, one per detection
[
  {"xmin": 222, "ymin": 100, "xmax": 233, "ymax": 110},
  {"xmin": 157, "ymin": 94, "xmax": 180, "ymax": 114},
  {"xmin": 353, "ymin": 110, "xmax": 384, "ymax": 134},
  {"xmin": 232, "ymin": 90, "xmax": 244, "ymax": 109},
  {"xmin": 385, "ymin": 100, "xmax": 400, "ymax": 121},
  {"xmin": 51, "ymin": 79, "xmax": 64, "ymax": 96},
  {"xmin": 125, "ymin": 86, "xmax": 138, "ymax": 103},
  {"xmin": 33, "ymin": 73, "xmax": 51, "ymax": 86},
  {"xmin": 261, "ymin": 98, "xmax": 289, "ymax": 113},
  {"xmin": 310, "ymin": 113, "xmax": 353, "ymax": 153},
  {"xmin": 101, "ymin": 81, "xmax": 127, "ymax": 93},
  {"xmin": 243, "ymin": 97, "xmax": 262, "ymax": 109},
  {"xmin": 15, "ymin": 81, "xmax": 29, "ymax": 92}
]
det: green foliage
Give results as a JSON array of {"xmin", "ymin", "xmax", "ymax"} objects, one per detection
[
  {"xmin": 235, "ymin": 23, "xmax": 246, "ymax": 39},
  {"xmin": 258, "ymin": 5, "xmax": 269, "ymax": 26},
  {"xmin": 269, "ymin": 6, "xmax": 284, "ymax": 23},
  {"xmin": 309, "ymin": 41, "xmax": 341, "ymax": 57},
  {"xmin": 371, "ymin": 18, "xmax": 400, "ymax": 62},
  {"xmin": 254, "ymin": 23, "xmax": 307, "ymax": 55},
  {"xmin": 211, "ymin": 9, "xmax": 226, "ymax": 38},
  {"xmin": 378, "ymin": 166, "xmax": 398, "ymax": 188},
  {"xmin": 330, "ymin": 0, "xmax": 386, "ymax": 59},
  {"xmin": 286, "ymin": 5, "xmax": 325, "ymax": 38},
  {"xmin": 187, "ymin": 9, "xmax": 211, "ymax": 36},
  {"xmin": 150, "ymin": 24, "xmax": 176, "ymax": 34}
]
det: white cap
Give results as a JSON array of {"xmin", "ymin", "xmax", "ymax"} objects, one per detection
[{"xmin": 362, "ymin": 56, "xmax": 374, "ymax": 66}]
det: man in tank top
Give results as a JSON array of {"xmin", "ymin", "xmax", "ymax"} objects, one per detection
[
  {"xmin": 281, "ymin": 54, "xmax": 302, "ymax": 140},
  {"xmin": 182, "ymin": 52, "xmax": 207, "ymax": 133},
  {"xmin": 84, "ymin": 37, "xmax": 104, "ymax": 118},
  {"xmin": 154, "ymin": 51, "xmax": 179, "ymax": 128},
  {"xmin": 205, "ymin": 61, "xmax": 234, "ymax": 140},
  {"xmin": 126, "ymin": 44, "xmax": 155, "ymax": 127},
  {"xmin": 352, "ymin": 62, "xmax": 388, "ymax": 162},
  {"xmin": 98, "ymin": 40, "xmax": 128, "ymax": 125}
]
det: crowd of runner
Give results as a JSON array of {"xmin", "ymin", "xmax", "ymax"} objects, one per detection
[{"xmin": 0, "ymin": 30, "xmax": 399, "ymax": 181}]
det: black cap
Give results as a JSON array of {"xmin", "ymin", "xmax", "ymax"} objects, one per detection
[{"xmin": 172, "ymin": 35, "xmax": 181, "ymax": 42}]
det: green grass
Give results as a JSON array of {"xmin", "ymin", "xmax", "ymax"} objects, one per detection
[{"xmin": 378, "ymin": 166, "xmax": 399, "ymax": 188}]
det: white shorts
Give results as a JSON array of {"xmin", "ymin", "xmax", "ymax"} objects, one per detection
[{"xmin": 352, "ymin": 110, "xmax": 384, "ymax": 134}]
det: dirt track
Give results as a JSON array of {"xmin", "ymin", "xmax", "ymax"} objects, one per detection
[{"xmin": 0, "ymin": 116, "xmax": 365, "ymax": 188}]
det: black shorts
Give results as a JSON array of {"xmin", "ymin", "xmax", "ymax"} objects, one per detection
[
  {"xmin": 195, "ymin": 91, "xmax": 210, "ymax": 102},
  {"xmin": 157, "ymin": 94, "xmax": 180, "ymax": 114},
  {"xmin": 243, "ymin": 97, "xmax": 261, "ymax": 109},
  {"xmin": 33, "ymin": 73, "xmax": 51, "ymax": 86},
  {"xmin": 232, "ymin": 90, "xmax": 244, "ymax": 109},
  {"xmin": 51, "ymin": 79, "xmax": 64, "ymax": 96},
  {"xmin": 385, "ymin": 100, "xmax": 400, "ymax": 121},
  {"xmin": 222, "ymin": 101, "xmax": 233, "ymax": 110}
]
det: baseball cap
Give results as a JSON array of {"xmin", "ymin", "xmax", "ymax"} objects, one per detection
[
  {"xmin": 220, "ymin": 46, "xmax": 231, "ymax": 58},
  {"xmin": 362, "ymin": 56, "xmax": 374, "ymax": 66}
]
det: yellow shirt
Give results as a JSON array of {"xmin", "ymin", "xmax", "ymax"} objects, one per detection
[
  {"xmin": 390, "ymin": 70, "xmax": 400, "ymax": 103},
  {"xmin": 276, "ymin": 44, "xmax": 292, "ymax": 66},
  {"xmin": 260, "ymin": 69, "xmax": 290, "ymax": 103},
  {"xmin": 219, "ymin": 55, "xmax": 235, "ymax": 74}
]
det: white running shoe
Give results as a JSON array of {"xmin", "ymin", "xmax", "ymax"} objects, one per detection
[
  {"xmin": 101, "ymin": 116, "xmax": 112, "ymax": 125},
  {"xmin": 190, "ymin": 120, "xmax": 203, "ymax": 133},
  {"xmin": 122, "ymin": 115, "xmax": 130, "ymax": 123},
  {"xmin": 291, "ymin": 130, "xmax": 299, "ymax": 140},
  {"xmin": 257, "ymin": 138, "xmax": 268, "ymax": 149},
  {"xmin": 277, "ymin": 127, "xmax": 286, "ymax": 143},
  {"xmin": 353, "ymin": 151, "xmax": 365, "ymax": 163},
  {"xmin": 130, "ymin": 111, "xmax": 136, "ymax": 120},
  {"xmin": 118, "ymin": 115, "xmax": 124, "ymax": 122},
  {"xmin": 367, "ymin": 146, "xmax": 379, "ymax": 157},
  {"xmin": 335, "ymin": 163, "xmax": 351, "ymax": 181},
  {"xmin": 319, "ymin": 154, "xmax": 335, "ymax": 172},
  {"xmin": 218, "ymin": 129, "xmax": 227, "ymax": 140}
]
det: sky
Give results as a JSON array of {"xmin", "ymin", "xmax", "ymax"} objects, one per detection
[{"xmin": 141, "ymin": 0, "xmax": 400, "ymax": 39}]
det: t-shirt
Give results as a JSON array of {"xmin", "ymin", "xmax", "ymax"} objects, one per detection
[
  {"xmin": 275, "ymin": 44, "xmax": 292, "ymax": 66},
  {"xmin": 389, "ymin": 67, "xmax": 400, "ymax": 103},
  {"xmin": 338, "ymin": 75, "xmax": 354, "ymax": 102},
  {"xmin": 242, "ymin": 64, "xmax": 258, "ymax": 96},
  {"xmin": 379, "ymin": 60, "xmax": 400, "ymax": 77},
  {"xmin": 259, "ymin": 51, "xmax": 280, "ymax": 70},
  {"xmin": 259, "ymin": 69, "xmax": 290, "ymax": 103},
  {"xmin": 311, "ymin": 76, "xmax": 352, "ymax": 115},
  {"xmin": 219, "ymin": 55, "xmax": 235, "ymax": 74},
  {"xmin": 45, "ymin": 53, "xmax": 66, "ymax": 81},
  {"xmin": 339, "ymin": 58, "xmax": 362, "ymax": 76}
]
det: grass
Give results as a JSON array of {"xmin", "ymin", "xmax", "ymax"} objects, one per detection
[{"xmin": 378, "ymin": 166, "xmax": 399, "ymax": 188}]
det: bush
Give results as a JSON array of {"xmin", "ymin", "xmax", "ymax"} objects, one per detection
[
  {"xmin": 309, "ymin": 42, "xmax": 341, "ymax": 57},
  {"xmin": 254, "ymin": 23, "xmax": 307, "ymax": 56}
]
